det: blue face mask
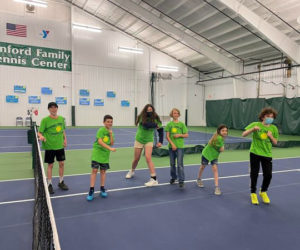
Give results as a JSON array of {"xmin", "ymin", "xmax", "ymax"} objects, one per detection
[{"xmin": 265, "ymin": 117, "xmax": 274, "ymax": 124}]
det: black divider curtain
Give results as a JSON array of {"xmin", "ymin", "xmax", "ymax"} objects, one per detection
[{"xmin": 206, "ymin": 97, "xmax": 300, "ymax": 135}]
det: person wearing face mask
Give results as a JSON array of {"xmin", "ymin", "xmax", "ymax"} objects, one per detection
[
  {"xmin": 125, "ymin": 104, "xmax": 164, "ymax": 187},
  {"xmin": 242, "ymin": 107, "xmax": 279, "ymax": 205}
]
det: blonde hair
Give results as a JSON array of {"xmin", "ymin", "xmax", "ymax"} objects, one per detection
[{"xmin": 169, "ymin": 108, "xmax": 180, "ymax": 118}]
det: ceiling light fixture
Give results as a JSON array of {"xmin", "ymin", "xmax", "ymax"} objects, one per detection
[
  {"xmin": 156, "ymin": 65, "xmax": 179, "ymax": 72},
  {"xmin": 14, "ymin": 0, "xmax": 47, "ymax": 8},
  {"xmin": 118, "ymin": 46, "xmax": 144, "ymax": 54},
  {"xmin": 72, "ymin": 24, "xmax": 102, "ymax": 33}
]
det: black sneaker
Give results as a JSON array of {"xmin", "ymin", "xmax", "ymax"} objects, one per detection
[
  {"xmin": 170, "ymin": 178, "xmax": 176, "ymax": 184},
  {"xmin": 179, "ymin": 182, "xmax": 185, "ymax": 188},
  {"xmin": 58, "ymin": 181, "xmax": 69, "ymax": 191},
  {"xmin": 48, "ymin": 184, "xmax": 54, "ymax": 194}
]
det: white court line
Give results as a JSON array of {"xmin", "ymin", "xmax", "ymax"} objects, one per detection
[
  {"xmin": 1, "ymin": 168, "xmax": 299, "ymax": 205},
  {"xmin": 1, "ymin": 156, "xmax": 300, "ymax": 183}
]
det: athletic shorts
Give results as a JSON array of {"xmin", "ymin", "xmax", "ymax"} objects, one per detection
[
  {"xmin": 134, "ymin": 140, "xmax": 153, "ymax": 149},
  {"xmin": 201, "ymin": 156, "xmax": 218, "ymax": 166},
  {"xmin": 44, "ymin": 149, "xmax": 65, "ymax": 164},
  {"xmin": 91, "ymin": 161, "xmax": 110, "ymax": 170}
]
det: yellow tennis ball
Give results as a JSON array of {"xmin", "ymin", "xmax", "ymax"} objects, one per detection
[
  {"xmin": 171, "ymin": 128, "xmax": 177, "ymax": 133},
  {"xmin": 260, "ymin": 133, "xmax": 267, "ymax": 140},
  {"xmin": 103, "ymin": 136, "xmax": 109, "ymax": 143},
  {"xmin": 56, "ymin": 126, "xmax": 62, "ymax": 132}
]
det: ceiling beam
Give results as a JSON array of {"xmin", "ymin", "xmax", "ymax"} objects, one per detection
[
  {"xmin": 109, "ymin": 0, "xmax": 243, "ymax": 74},
  {"xmin": 218, "ymin": 0, "xmax": 300, "ymax": 63}
]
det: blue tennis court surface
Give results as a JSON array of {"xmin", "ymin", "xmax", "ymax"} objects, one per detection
[
  {"xmin": 1, "ymin": 157, "xmax": 300, "ymax": 250},
  {"xmin": 0, "ymin": 128, "xmax": 250, "ymax": 153}
]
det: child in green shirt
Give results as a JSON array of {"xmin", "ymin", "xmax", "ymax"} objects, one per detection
[
  {"xmin": 242, "ymin": 107, "xmax": 278, "ymax": 205},
  {"xmin": 197, "ymin": 124, "xmax": 228, "ymax": 195},
  {"xmin": 38, "ymin": 102, "xmax": 68, "ymax": 195},
  {"xmin": 86, "ymin": 115, "xmax": 116, "ymax": 201},
  {"xmin": 166, "ymin": 108, "xmax": 188, "ymax": 188},
  {"xmin": 125, "ymin": 104, "xmax": 164, "ymax": 187}
]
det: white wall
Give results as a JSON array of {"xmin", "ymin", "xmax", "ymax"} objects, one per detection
[{"xmin": 0, "ymin": 1, "xmax": 71, "ymax": 126}]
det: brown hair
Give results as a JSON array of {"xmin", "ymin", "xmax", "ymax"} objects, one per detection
[
  {"xmin": 135, "ymin": 104, "xmax": 161, "ymax": 126},
  {"xmin": 169, "ymin": 108, "xmax": 180, "ymax": 117},
  {"xmin": 258, "ymin": 107, "xmax": 278, "ymax": 121},
  {"xmin": 208, "ymin": 124, "xmax": 228, "ymax": 146},
  {"xmin": 103, "ymin": 114, "xmax": 113, "ymax": 122}
]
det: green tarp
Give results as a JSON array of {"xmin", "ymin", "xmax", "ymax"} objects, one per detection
[{"xmin": 206, "ymin": 97, "xmax": 300, "ymax": 135}]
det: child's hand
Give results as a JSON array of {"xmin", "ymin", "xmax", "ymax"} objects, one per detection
[
  {"xmin": 156, "ymin": 142, "xmax": 162, "ymax": 148},
  {"xmin": 172, "ymin": 145, "xmax": 177, "ymax": 151},
  {"xmin": 253, "ymin": 126, "xmax": 260, "ymax": 132},
  {"xmin": 173, "ymin": 134, "xmax": 181, "ymax": 138},
  {"xmin": 111, "ymin": 148, "xmax": 116, "ymax": 152},
  {"xmin": 39, "ymin": 135, "xmax": 46, "ymax": 142},
  {"xmin": 109, "ymin": 129, "xmax": 113, "ymax": 134},
  {"xmin": 267, "ymin": 131, "xmax": 273, "ymax": 137}
]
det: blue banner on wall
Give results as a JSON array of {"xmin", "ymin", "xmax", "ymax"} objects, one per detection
[
  {"xmin": 107, "ymin": 91, "xmax": 116, "ymax": 98},
  {"xmin": 121, "ymin": 100, "xmax": 130, "ymax": 107},
  {"xmin": 14, "ymin": 85, "xmax": 26, "ymax": 93},
  {"xmin": 41, "ymin": 87, "xmax": 53, "ymax": 95},
  {"xmin": 94, "ymin": 99, "xmax": 104, "ymax": 106},
  {"xmin": 56, "ymin": 97, "xmax": 67, "ymax": 105},
  {"xmin": 79, "ymin": 89, "xmax": 90, "ymax": 96},
  {"xmin": 79, "ymin": 98, "xmax": 90, "ymax": 105},
  {"xmin": 6, "ymin": 95, "xmax": 19, "ymax": 103},
  {"xmin": 28, "ymin": 96, "xmax": 41, "ymax": 104}
]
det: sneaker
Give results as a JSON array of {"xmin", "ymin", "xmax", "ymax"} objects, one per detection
[
  {"xmin": 144, "ymin": 178, "xmax": 158, "ymax": 187},
  {"xmin": 48, "ymin": 184, "xmax": 54, "ymax": 195},
  {"xmin": 170, "ymin": 178, "xmax": 176, "ymax": 184},
  {"xmin": 58, "ymin": 181, "xmax": 69, "ymax": 191},
  {"xmin": 125, "ymin": 170, "xmax": 135, "ymax": 179},
  {"xmin": 179, "ymin": 182, "xmax": 184, "ymax": 188},
  {"xmin": 251, "ymin": 193, "xmax": 259, "ymax": 205},
  {"xmin": 86, "ymin": 191, "xmax": 94, "ymax": 201},
  {"xmin": 197, "ymin": 179, "xmax": 204, "ymax": 188},
  {"xmin": 259, "ymin": 191, "xmax": 270, "ymax": 204},
  {"xmin": 214, "ymin": 186, "xmax": 221, "ymax": 195},
  {"xmin": 100, "ymin": 190, "xmax": 108, "ymax": 198}
]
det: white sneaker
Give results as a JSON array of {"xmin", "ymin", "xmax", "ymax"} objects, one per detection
[
  {"xmin": 125, "ymin": 170, "xmax": 135, "ymax": 179},
  {"xmin": 197, "ymin": 178, "xmax": 204, "ymax": 188},
  {"xmin": 144, "ymin": 178, "xmax": 158, "ymax": 187}
]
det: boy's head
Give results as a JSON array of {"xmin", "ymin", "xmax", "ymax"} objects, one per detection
[
  {"xmin": 259, "ymin": 107, "xmax": 277, "ymax": 123},
  {"xmin": 103, "ymin": 115, "xmax": 113, "ymax": 128},
  {"xmin": 170, "ymin": 108, "xmax": 180, "ymax": 119},
  {"xmin": 48, "ymin": 102, "xmax": 58, "ymax": 116}
]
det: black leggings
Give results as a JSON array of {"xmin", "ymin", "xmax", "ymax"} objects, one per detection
[{"xmin": 250, "ymin": 153, "xmax": 272, "ymax": 193}]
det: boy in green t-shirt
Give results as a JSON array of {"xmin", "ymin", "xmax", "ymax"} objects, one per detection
[
  {"xmin": 86, "ymin": 115, "xmax": 116, "ymax": 201},
  {"xmin": 242, "ymin": 107, "xmax": 278, "ymax": 205},
  {"xmin": 196, "ymin": 124, "xmax": 228, "ymax": 195},
  {"xmin": 38, "ymin": 102, "xmax": 68, "ymax": 195},
  {"xmin": 166, "ymin": 108, "xmax": 188, "ymax": 188}
]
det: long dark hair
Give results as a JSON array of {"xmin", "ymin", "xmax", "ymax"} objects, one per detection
[
  {"xmin": 208, "ymin": 124, "xmax": 228, "ymax": 146},
  {"xmin": 135, "ymin": 104, "xmax": 161, "ymax": 126}
]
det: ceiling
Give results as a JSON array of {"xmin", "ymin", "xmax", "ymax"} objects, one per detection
[{"xmin": 67, "ymin": 0, "xmax": 300, "ymax": 74}]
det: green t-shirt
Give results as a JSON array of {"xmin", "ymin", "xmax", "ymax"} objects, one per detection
[
  {"xmin": 165, "ymin": 121, "xmax": 188, "ymax": 148},
  {"xmin": 39, "ymin": 116, "xmax": 65, "ymax": 150},
  {"xmin": 202, "ymin": 135, "xmax": 224, "ymax": 161},
  {"xmin": 91, "ymin": 127, "xmax": 114, "ymax": 164},
  {"xmin": 135, "ymin": 119, "xmax": 162, "ymax": 144},
  {"xmin": 245, "ymin": 122, "xmax": 279, "ymax": 158}
]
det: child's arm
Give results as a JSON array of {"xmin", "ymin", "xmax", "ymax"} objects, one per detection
[
  {"xmin": 156, "ymin": 127, "xmax": 164, "ymax": 147},
  {"xmin": 98, "ymin": 138, "xmax": 116, "ymax": 152},
  {"xmin": 63, "ymin": 131, "xmax": 67, "ymax": 147},
  {"xmin": 267, "ymin": 131, "xmax": 278, "ymax": 145},
  {"xmin": 242, "ymin": 126, "xmax": 260, "ymax": 137},
  {"xmin": 109, "ymin": 130, "xmax": 114, "ymax": 146},
  {"xmin": 173, "ymin": 133, "xmax": 189, "ymax": 138},
  {"xmin": 166, "ymin": 132, "xmax": 177, "ymax": 150},
  {"xmin": 219, "ymin": 146, "xmax": 225, "ymax": 152}
]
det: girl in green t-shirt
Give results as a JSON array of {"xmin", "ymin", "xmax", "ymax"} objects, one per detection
[
  {"xmin": 125, "ymin": 104, "xmax": 164, "ymax": 187},
  {"xmin": 242, "ymin": 107, "xmax": 278, "ymax": 205},
  {"xmin": 197, "ymin": 124, "xmax": 228, "ymax": 195}
]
